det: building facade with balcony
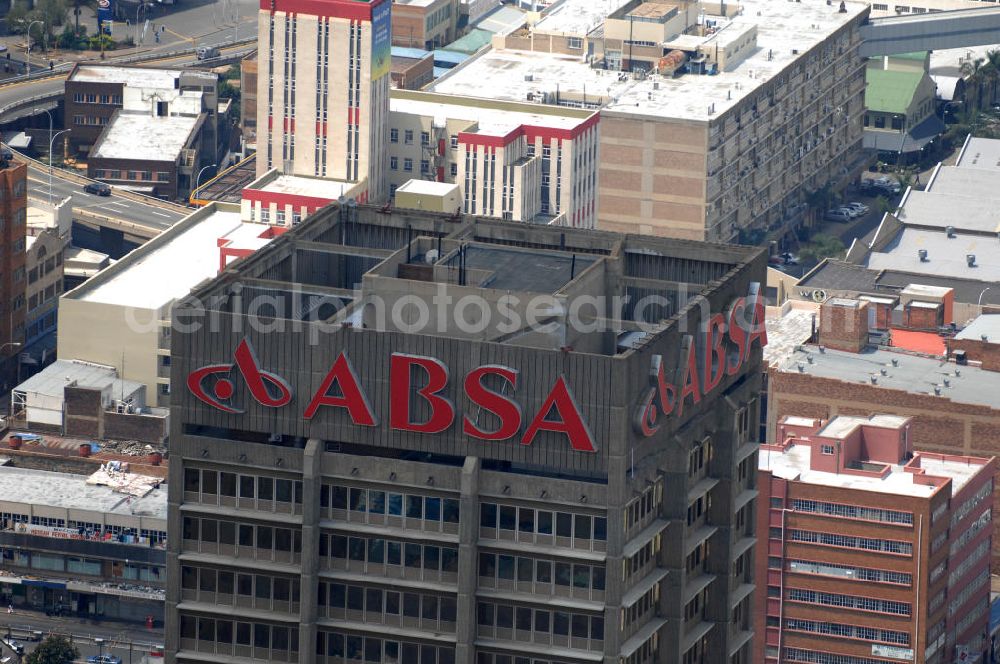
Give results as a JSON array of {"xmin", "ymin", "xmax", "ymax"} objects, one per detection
[
  {"xmin": 754, "ymin": 414, "xmax": 995, "ymax": 664},
  {"xmin": 164, "ymin": 203, "xmax": 767, "ymax": 664}
]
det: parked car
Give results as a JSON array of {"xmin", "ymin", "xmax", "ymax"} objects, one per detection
[
  {"xmin": 825, "ymin": 208, "xmax": 852, "ymax": 222},
  {"xmin": 845, "ymin": 201, "xmax": 870, "ymax": 215},
  {"xmin": 87, "ymin": 656, "xmax": 122, "ymax": 664},
  {"xmin": 2, "ymin": 639, "xmax": 23, "ymax": 655},
  {"xmin": 83, "ymin": 182, "xmax": 111, "ymax": 196}
]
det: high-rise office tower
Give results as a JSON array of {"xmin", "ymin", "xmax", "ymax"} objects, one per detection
[{"xmin": 257, "ymin": 0, "xmax": 390, "ymax": 202}]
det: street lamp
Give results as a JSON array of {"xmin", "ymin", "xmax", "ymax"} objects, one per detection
[
  {"xmin": 979, "ymin": 286, "xmax": 992, "ymax": 307},
  {"xmin": 32, "ymin": 107, "xmax": 53, "ymax": 196},
  {"xmin": 20, "ymin": 20, "xmax": 43, "ymax": 78},
  {"xmin": 194, "ymin": 163, "xmax": 216, "ymax": 198},
  {"xmin": 45, "ymin": 129, "xmax": 70, "ymax": 207}
]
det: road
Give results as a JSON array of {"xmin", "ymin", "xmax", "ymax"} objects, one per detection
[
  {"xmin": 0, "ymin": 609, "xmax": 163, "ymax": 663},
  {"xmin": 27, "ymin": 163, "xmax": 187, "ymax": 232},
  {"xmin": 0, "ymin": 39, "xmax": 255, "ymax": 122}
]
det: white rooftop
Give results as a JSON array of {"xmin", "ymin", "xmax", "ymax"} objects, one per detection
[
  {"xmin": 533, "ymin": 0, "xmax": 631, "ymax": 35},
  {"xmin": 70, "ymin": 65, "xmax": 214, "ymax": 88},
  {"xmin": 396, "ymin": 179, "xmax": 460, "ymax": 195},
  {"xmin": 956, "ymin": 136, "xmax": 1000, "ymax": 171},
  {"xmin": 763, "ymin": 415, "xmax": 984, "ymax": 497},
  {"xmin": 763, "ymin": 303, "xmax": 818, "ymax": 368},
  {"xmin": 14, "ymin": 359, "xmax": 143, "ymax": 401},
  {"xmin": 431, "ymin": 0, "xmax": 868, "ymax": 121},
  {"xmin": 390, "ymin": 93, "xmax": 587, "ymax": 136},
  {"xmin": 255, "ymin": 174, "xmax": 356, "ymax": 200},
  {"xmin": 955, "ymin": 314, "xmax": 1000, "ymax": 343},
  {"xmin": 865, "ymin": 227, "xmax": 1000, "ymax": 282},
  {"xmin": 69, "ymin": 209, "xmax": 258, "ymax": 310},
  {"xmin": 90, "ymin": 112, "xmax": 200, "ymax": 162},
  {"xmin": 0, "ymin": 465, "xmax": 166, "ymax": 520}
]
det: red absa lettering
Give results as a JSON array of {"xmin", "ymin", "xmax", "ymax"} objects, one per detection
[
  {"xmin": 522, "ymin": 376, "xmax": 597, "ymax": 453},
  {"xmin": 703, "ymin": 314, "xmax": 727, "ymax": 394},
  {"xmin": 234, "ymin": 339, "xmax": 293, "ymax": 408},
  {"xmin": 390, "ymin": 353, "xmax": 456, "ymax": 434},
  {"xmin": 303, "ymin": 351, "xmax": 377, "ymax": 426},
  {"xmin": 463, "ymin": 365, "xmax": 522, "ymax": 441}
]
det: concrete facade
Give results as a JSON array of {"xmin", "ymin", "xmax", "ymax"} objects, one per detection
[
  {"xmin": 387, "ymin": 90, "xmax": 600, "ymax": 227},
  {"xmin": 256, "ymin": 0, "xmax": 391, "ymax": 203},
  {"xmin": 164, "ymin": 203, "xmax": 768, "ymax": 664},
  {"xmin": 392, "ymin": 0, "xmax": 458, "ymax": 49}
]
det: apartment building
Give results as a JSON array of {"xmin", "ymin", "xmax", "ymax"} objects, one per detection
[
  {"xmin": 241, "ymin": 56, "xmax": 258, "ymax": 145},
  {"xmin": 256, "ymin": 0, "xmax": 391, "ymax": 202},
  {"xmin": 164, "ymin": 203, "xmax": 767, "ymax": 664},
  {"xmin": 755, "ymin": 414, "xmax": 994, "ymax": 664},
  {"xmin": 392, "ymin": 0, "xmax": 458, "ymax": 49},
  {"xmin": 388, "ymin": 90, "xmax": 600, "ymax": 227},
  {"xmin": 432, "ymin": 0, "xmax": 870, "ymax": 242},
  {"xmin": 0, "ymin": 155, "xmax": 27, "ymax": 392}
]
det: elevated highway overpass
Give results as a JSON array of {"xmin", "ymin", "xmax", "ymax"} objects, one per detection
[{"xmin": 861, "ymin": 6, "xmax": 1000, "ymax": 57}]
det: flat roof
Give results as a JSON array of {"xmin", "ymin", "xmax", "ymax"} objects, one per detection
[
  {"xmin": 389, "ymin": 91, "xmax": 590, "ymax": 137},
  {"xmin": 926, "ymin": 164, "xmax": 999, "ymax": 199},
  {"xmin": 957, "ymin": 136, "xmax": 1000, "ymax": 171},
  {"xmin": 763, "ymin": 303, "xmax": 818, "ymax": 368},
  {"xmin": 475, "ymin": 5, "xmax": 527, "ymax": 34},
  {"xmin": 69, "ymin": 209, "xmax": 250, "ymax": 310},
  {"xmin": 90, "ymin": 112, "xmax": 200, "ymax": 162},
  {"xmin": 69, "ymin": 65, "xmax": 215, "ymax": 88},
  {"xmin": 396, "ymin": 179, "xmax": 459, "ymax": 195},
  {"xmin": 432, "ymin": 0, "xmax": 867, "ymax": 121},
  {"xmin": 253, "ymin": 174, "xmax": 356, "ymax": 199},
  {"xmin": 955, "ymin": 314, "xmax": 1000, "ymax": 342},
  {"xmin": 15, "ymin": 359, "xmax": 143, "ymax": 400},
  {"xmin": 0, "ymin": 466, "xmax": 166, "ymax": 520},
  {"xmin": 816, "ymin": 413, "xmax": 910, "ymax": 439},
  {"xmin": 761, "ymin": 434, "xmax": 981, "ymax": 497},
  {"xmin": 455, "ymin": 244, "xmax": 598, "ymax": 291},
  {"xmin": 864, "ymin": 227, "xmax": 1000, "ymax": 282},
  {"xmin": 775, "ymin": 344, "xmax": 1000, "ymax": 410},
  {"xmin": 534, "ymin": 0, "xmax": 631, "ymax": 35},
  {"xmin": 896, "ymin": 190, "xmax": 1000, "ymax": 234}
]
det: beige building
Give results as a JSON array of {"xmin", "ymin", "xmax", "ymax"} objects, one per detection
[
  {"xmin": 388, "ymin": 90, "xmax": 600, "ymax": 227},
  {"xmin": 394, "ymin": 179, "xmax": 462, "ymax": 213},
  {"xmin": 23, "ymin": 198, "xmax": 71, "ymax": 371},
  {"xmin": 392, "ymin": 0, "xmax": 458, "ymax": 49},
  {"xmin": 433, "ymin": 0, "xmax": 870, "ymax": 242},
  {"xmin": 58, "ymin": 204, "xmax": 277, "ymax": 407},
  {"xmin": 256, "ymin": 0, "xmax": 390, "ymax": 203}
]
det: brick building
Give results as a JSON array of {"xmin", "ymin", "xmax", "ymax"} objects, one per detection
[
  {"xmin": 755, "ymin": 414, "xmax": 994, "ymax": 664},
  {"xmin": 765, "ymin": 302, "xmax": 1000, "ymax": 570},
  {"xmin": 390, "ymin": 49, "xmax": 435, "ymax": 90},
  {"xmin": 0, "ymin": 156, "xmax": 27, "ymax": 392},
  {"xmin": 164, "ymin": 202, "xmax": 768, "ymax": 664},
  {"xmin": 945, "ymin": 314, "xmax": 1000, "ymax": 371},
  {"xmin": 65, "ymin": 65, "xmax": 218, "ymax": 159},
  {"xmin": 240, "ymin": 56, "xmax": 258, "ymax": 145}
]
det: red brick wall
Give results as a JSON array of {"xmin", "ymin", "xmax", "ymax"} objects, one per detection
[
  {"xmin": 904, "ymin": 304, "xmax": 941, "ymax": 331},
  {"xmin": 818, "ymin": 300, "xmax": 868, "ymax": 353},
  {"xmin": 946, "ymin": 338, "xmax": 1000, "ymax": 372}
]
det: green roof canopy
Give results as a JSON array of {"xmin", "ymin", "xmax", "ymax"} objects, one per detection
[{"xmin": 865, "ymin": 68, "xmax": 923, "ymax": 115}]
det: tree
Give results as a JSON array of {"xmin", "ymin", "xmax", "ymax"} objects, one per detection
[
  {"xmin": 987, "ymin": 48, "xmax": 1000, "ymax": 106},
  {"xmin": 34, "ymin": 0, "xmax": 70, "ymax": 50},
  {"xmin": 873, "ymin": 195, "xmax": 893, "ymax": 218},
  {"xmin": 799, "ymin": 233, "xmax": 846, "ymax": 263},
  {"xmin": 25, "ymin": 636, "xmax": 78, "ymax": 664}
]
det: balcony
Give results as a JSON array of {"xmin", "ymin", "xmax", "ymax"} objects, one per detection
[{"xmin": 0, "ymin": 531, "xmax": 165, "ymax": 563}]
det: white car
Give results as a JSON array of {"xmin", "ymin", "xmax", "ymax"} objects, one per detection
[
  {"xmin": 825, "ymin": 209, "xmax": 852, "ymax": 222},
  {"xmin": 845, "ymin": 201, "xmax": 869, "ymax": 215},
  {"xmin": 836, "ymin": 205, "xmax": 862, "ymax": 218}
]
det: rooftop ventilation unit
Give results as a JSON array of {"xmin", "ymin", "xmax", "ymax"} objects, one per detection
[
  {"xmin": 870, "ymin": 375, "xmax": 878, "ymax": 384},
  {"xmin": 918, "ymin": 249, "xmax": 928, "ymax": 262},
  {"xmin": 967, "ymin": 254, "xmax": 977, "ymax": 267},
  {"xmin": 946, "ymin": 226, "xmax": 956, "ymax": 238}
]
